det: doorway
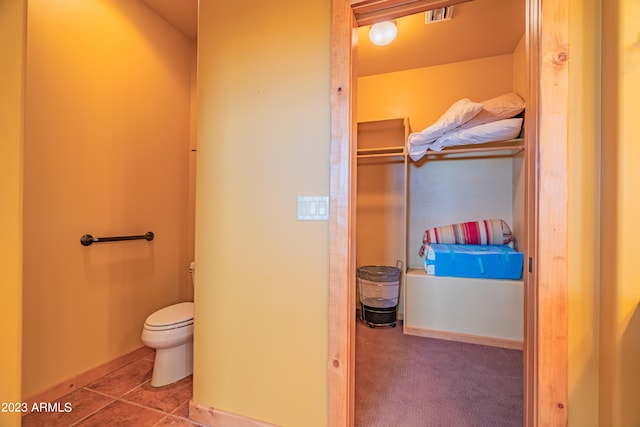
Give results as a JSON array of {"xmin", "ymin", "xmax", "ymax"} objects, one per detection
[{"xmin": 328, "ymin": 0, "xmax": 569, "ymax": 426}]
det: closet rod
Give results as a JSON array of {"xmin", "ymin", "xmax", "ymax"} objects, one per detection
[
  {"xmin": 357, "ymin": 146, "xmax": 404, "ymax": 154},
  {"xmin": 424, "ymin": 144, "xmax": 524, "ymax": 156},
  {"xmin": 357, "ymin": 152, "xmax": 406, "ymax": 159},
  {"xmin": 80, "ymin": 231, "xmax": 154, "ymax": 246},
  {"xmin": 357, "ymin": 146, "xmax": 405, "ymax": 159}
]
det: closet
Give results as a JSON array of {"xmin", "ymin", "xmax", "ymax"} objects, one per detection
[
  {"xmin": 356, "ymin": 3, "xmax": 530, "ymax": 348},
  {"xmin": 356, "ymin": 115, "xmax": 525, "ymax": 349},
  {"xmin": 354, "ymin": 0, "xmax": 528, "ymax": 349}
]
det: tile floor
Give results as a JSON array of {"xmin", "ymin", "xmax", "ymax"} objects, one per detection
[{"xmin": 22, "ymin": 351, "xmax": 205, "ymax": 427}]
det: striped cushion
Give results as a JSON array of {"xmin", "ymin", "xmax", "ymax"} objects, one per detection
[{"xmin": 419, "ymin": 219, "xmax": 514, "ymax": 256}]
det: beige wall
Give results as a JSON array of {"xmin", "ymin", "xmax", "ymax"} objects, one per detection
[
  {"xmin": 187, "ymin": 44, "xmax": 198, "ymax": 291},
  {"xmin": 567, "ymin": 0, "xmax": 601, "ymax": 425},
  {"xmin": 511, "ymin": 35, "xmax": 526, "ymax": 246},
  {"xmin": 358, "ymin": 54, "xmax": 516, "ymax": 131},
  {"xmin": 512, "ymin": 35, "xmax": 527, "ymax": 102},
  {"xmin": 597, "ymin": 0, "xmax": 640, "ymax": 425},
  {"xmin": 22, "ymin": 0, "xmax": 194, "ymax": 397},
  {"xmin": 194, "ymin": 1, "xmax": 330, "ymax": 425},
  {"xmin": 0, "ymin": 1, "xmax": 26, "ymax": 426},
  {"xmin": 614, "ymin": 0, "xmax": 640, "ymax": 422}
]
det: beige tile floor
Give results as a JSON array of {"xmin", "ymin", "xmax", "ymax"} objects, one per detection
[{"xmin": 22, "ymin": 352, "xmax": 204, "ymax": 427}]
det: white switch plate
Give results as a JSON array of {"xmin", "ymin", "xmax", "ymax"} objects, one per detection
[{"xmin": 297, "ymin": 196, "xmax": 329, "ymax": 221}]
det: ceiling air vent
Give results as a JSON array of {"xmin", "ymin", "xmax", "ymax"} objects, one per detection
[{"xmin": 425, "ymin": 6, "xmax": 453, "ymax": 24}]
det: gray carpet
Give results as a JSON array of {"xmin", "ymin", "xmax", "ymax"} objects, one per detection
[{"xmin": 355, "ymin": 320, "xmax": 523, "ymax": 427}]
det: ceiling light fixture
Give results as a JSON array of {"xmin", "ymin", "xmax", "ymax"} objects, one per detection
[{"xmin": 369, "ymin": 21, "xmax": 398, "ymax": 46}]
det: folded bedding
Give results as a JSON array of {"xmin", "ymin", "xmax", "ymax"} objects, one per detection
[
  {"xmin": 429, "ymin": 118, "xmax": 523, "ymax": 152},
  {"xmin": 419, "ymin": 219, "xmax": 514, "ymax": 256},
  {"xmin": 407, "ymin": 98, "xmax": 483, "ymax": 154},
  {"xmin": 424, "ymin": 243, "xmax": 524, "ymax": 280},
  {"xmin": 458, "ymin": 92, "xmax": 525, "ymax": 130},
  {"xmin": 408, "ymin": 92, "xmax": 525, "ymax": 161}
]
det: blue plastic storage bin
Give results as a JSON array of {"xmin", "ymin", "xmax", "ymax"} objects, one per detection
[{"xmin": 424, "ymin": 244, "xmax": 524, "ymax": 280}]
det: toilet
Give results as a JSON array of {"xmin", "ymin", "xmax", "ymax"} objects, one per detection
[{"xmin": 141, "ymin": 262, "xmax": 195, "ymax": 387}]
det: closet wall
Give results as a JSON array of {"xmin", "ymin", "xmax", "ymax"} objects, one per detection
[{"xmin": 358, "ymin": 53, "xmax": 517, "ymax": 128}]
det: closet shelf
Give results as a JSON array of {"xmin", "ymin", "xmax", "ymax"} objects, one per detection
[
  {"xmin": 357, "ymin": 138, "xmax": 524, "ymax": 160},
  {"xmin": 357, "ymin": 146, "xmax": 405, "ymax": 159},
  {"xmin": 418, "ymin": 138, "xmax": 525, "ymax": 160}
]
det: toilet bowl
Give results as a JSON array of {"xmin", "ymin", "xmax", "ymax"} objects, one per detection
[{"xmin": 141, "ymin": 263, "xmax": 195, "ymax": 387}]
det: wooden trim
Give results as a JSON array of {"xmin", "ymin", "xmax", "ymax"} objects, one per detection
[
  {"xmin": 21, "ymin": 346, "xmax": 154, "ymax": 413},
  {"xmin": 535, "ymin": 0, "xmax": 569, "ymax": 424},
  {"xmin": 188, "ymin": 401, "xmax": 278, "ymax": 427},
  {"xmin": 329, "ymin": 1, "xmax": 356, "ymax": 426},
  {"xmin": 356, "ymin": 139, "xmax": 525, "ymax": 159},
  {"xmin": 357, "ymin": 146, "xmax": 405, "ymax": 154},
  {"xmin": 358, "ymin": 152, "xmax": 405, "ymax": 159},
  {"xmin": 403, "ymin": 326, "xmax": 524, "ymax": 350},
  {"xmin": 523, "ymin": 1, "xmax": 540, "ymax": 426},
  {"xmin": 351, "ymin": 0, "xmax": 472, "ymax": 26}
]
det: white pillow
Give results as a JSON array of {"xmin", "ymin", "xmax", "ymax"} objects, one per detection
[
  {"xmin": 459, "ymin": 92, "xmax": 525, "ymax": 130},
  {"xmin": 408, "ymin": 98, "xmax": 483, "ymax": 148},
  {"xmin": 430, "ymin": 118, "xmax": 523, "ymax": 152}
]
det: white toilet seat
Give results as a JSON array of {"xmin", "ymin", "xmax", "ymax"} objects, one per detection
[
  {"xmin": 144, "ymin": 302, "xmax": 194, "ymax": 331},
  {"xmin": 141, "ymin": 265, "xmax": 196, "ymax": 387},
  {"xmin": 143, "ymin": 319, "xmax": 193, "ymax": 331}
]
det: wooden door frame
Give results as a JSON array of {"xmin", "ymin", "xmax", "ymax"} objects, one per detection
[{"xmin": 328, "ymin": 0, "xmax": 569, "ymax": 425}]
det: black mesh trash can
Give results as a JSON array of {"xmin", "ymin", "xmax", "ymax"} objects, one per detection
[{"xmin": 357, "ymin": 264, "xmax": 401, "ymax": 328}]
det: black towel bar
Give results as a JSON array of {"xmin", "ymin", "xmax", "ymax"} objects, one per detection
[{"xmin": 80, "ymin": 231, "xmax": 154, "ymax": 246}]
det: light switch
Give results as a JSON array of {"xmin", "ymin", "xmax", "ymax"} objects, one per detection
[
  {"xmin": 297, "ymin": 196, "xmax": 329, "ymax": 221},
  {"xmin": 318, "ymin": 199, "xmax": 327, "ymax": 216}
]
